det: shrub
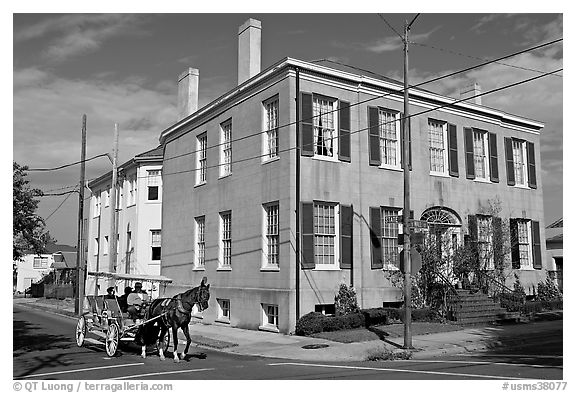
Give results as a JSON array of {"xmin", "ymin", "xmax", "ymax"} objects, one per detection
[
  {"xmin": 334, "ymin": 284, "xmax": 360, "ymax": 316},
  {"xmin": 365, "ymin": 346, "xmax": 412, "ymax": 361},
  {"xmin": 322, "ymin": 313, "xmax": 365, "ymax": 332},
  {"xmin": 361, "ymin": 308, "xmax": 389, "ymax": 327},
  {"xmin": 295, "ymin": 312, "xmax": 325, "ymax": 336},
  {"xmin": 412, "ymin": 307, "xmax": 440, "ymax": 322},
  {"xmin": 522, "ymin": 301, "xmax": 543, "ymax": 315},
  {"xmin": 498, "ymin": 292, "xmax": 525, "ymax": 312},
  {"xmin": 536, "ymin": 277, "xmax": 562, "ymax": 302},
  {"xmin": 381, "ymin": 307, "xmax": 402, "ymax": 323}
]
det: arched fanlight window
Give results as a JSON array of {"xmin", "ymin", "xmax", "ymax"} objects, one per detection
[{"xmin": 420, "ymin": 207, "xmax": 462, "ymax": 227}]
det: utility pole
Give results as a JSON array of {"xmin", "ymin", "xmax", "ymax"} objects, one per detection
[
  {"xmin": 109, "ymin": 124, "xmax": 119, "ymax": 276},
  {"xmin": 75, "ymin": 114, "xmax": 87, "ymax": 315},
  {"xmin": 402, "ymin": 14, "xmax": 419, "ymax": 349}
]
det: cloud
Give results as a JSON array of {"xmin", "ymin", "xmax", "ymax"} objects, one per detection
[
  {"xmin": 14, "ymin": 14, "xmax": 148, "ymax": 63},
  {"xmin": 362, "ymin": 27, "xmax": 440, "ymax": 53},
  {"xmin": 471, "ymin": 14, "xmax": 515, "ymax": 33}
]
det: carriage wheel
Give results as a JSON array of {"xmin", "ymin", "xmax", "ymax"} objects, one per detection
[
  {"xmin": 75, "ymin": 316, "xmax": 87, "ymax": 347},
  {"xmin": 156, "ymin": 331, "xmax": 170, "ymax": 353},
  {"xmin": 105, "ymin": 323, "xmax": 120, "ymax": 357}
]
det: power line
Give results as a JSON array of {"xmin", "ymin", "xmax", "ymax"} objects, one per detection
[
  {"xmin": 45, "ymin": 187, "xmax": 78, "ymax": 221},
  {"xmin": 26, "ymin": 153, "xmax": 110, "ymax": 172},
  {"xmin": 411, "ymin": 41, "xmax": 563, "ymax": 78},
  {"xmin": 158, "ymin": 68, "xmax": 561, "ymax": 179},
  {"xmin": 162, "ymin": 38, "xmax": 562, "ymax": 165},
  {"xmin": 41, "ymin": 190, "xmax": 79, "ymax": 197},
  {"xmin": 377, "ymin": 14, "xmax": 403, "ymax": 40}
]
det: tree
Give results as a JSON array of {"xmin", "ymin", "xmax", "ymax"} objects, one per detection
[{"xmin": 13, "ymin": 161, "xmax": 52, "ymax": 261}]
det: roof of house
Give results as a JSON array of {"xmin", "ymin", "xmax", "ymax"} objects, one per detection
[
  {"xmin": 51, "ymin": 251, "xmax": 77, "ymax": 269},
  {"xmin": 547, "ymin": 218, "xmax": 563, "ymax": 228},
  {"xmin": 546, "ymin": 233, "xmax": 563, "ymax": 243}
]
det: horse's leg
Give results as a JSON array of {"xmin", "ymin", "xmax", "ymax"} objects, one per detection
[
  {"xmin": 182, "ymin": 324, "xmax": 192, "ymax": 355},
  {"xmin": 141, "ymin": 344, "xmax": 146, "ymax": 359},
  {"xmin": 172, "ymin": 325, "xmax": 180, "ymax": 363},
  {"xmin": 158, "ymin": 326, "xmax": 166, "ymax": 361}
]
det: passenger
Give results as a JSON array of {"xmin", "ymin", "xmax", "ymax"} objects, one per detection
[
  {"xmin": 105, "ymin": 286, "xmax": 116, "ymax": 299},
  {"xmin": 126, "ymin": 282, "xmax": 149, "ymax": 321},
  {"xmin": 118, "ymin": 286, "xmax": 132, "ymax": 313}
]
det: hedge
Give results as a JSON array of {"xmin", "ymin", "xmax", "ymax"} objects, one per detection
[{"xmin": 295, "ymin": 312, "xmax": 365, "ymax": 336}]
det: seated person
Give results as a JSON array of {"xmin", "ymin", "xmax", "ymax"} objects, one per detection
[
  {"xmin": 126, "ymin": 282, "xmax": 149, "ymax": 321},
  {"xmin": 105, "ymin": 286, "xmax": 116, "ymax": 299},
  {"xmin": 118, "ymin": 286, "xmax": 132, "ymax": 313}
]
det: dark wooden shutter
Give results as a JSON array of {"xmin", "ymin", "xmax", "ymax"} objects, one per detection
[
  {"xmin": 338, "ymin": 101, "xmax": 351, "ymax": 162},
  {"xmin": 464, "ymin": 127, "xmax": 475, "ymax": 179},
  {"xmin": 488, "ymin": 132, "xmax": 499, "ymax": 182},
  {"xmin": 531, "ymin": 220, "xmax": 542, "ymax": 269},
  {"xmin": 510, "ymin": 218, "xmax": 520, "ymax": 269},
  {"xmin": 340, "ymin": 205, "xmax": 353, "ymax": 269},
  {"xmin": 505, "ymin": 137, "xmax": 515, "ymax": 186},
  {"xmin": 448, "ymin": 123, "xmax": 459, "ymax": 177},
  {"xmin": 301, "ymin": 93, "xmax": 314, "ymax": 157},
  {"xmin": 368, "ymin": 107, "xmax": 381, "ymax": 166},
  {"xmin": 468, "ymin": 215, "xmax": 479, "ymax": 265},
  {"xmin": 301, "ymin": 202, "xmax": 315, "ymax": 269},
  {"xmin": 492, "ymin": 217, "xmax": 502, "ymax": 268},
  {"xmin": 369, "ymin": 207, "xmax": 383, "ymax": 269},
  {"xmin": 527, "ymin": 141, "xmax": 537, "ymax": 189}
]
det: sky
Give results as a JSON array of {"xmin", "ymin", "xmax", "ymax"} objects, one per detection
[{"xmin": 12, "ymin": 10, "xmax": 563, "ymax": 246}]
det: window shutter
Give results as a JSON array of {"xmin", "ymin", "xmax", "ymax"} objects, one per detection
[
  {"xmin": 492, "ymin": 217, "xmax": 502, "ymax": 268},
  {"xmin": 510, "ymin": 218, "xmax": 520, "ymax": 269},
  {"xmin": 488, "ymin": 132, "xmax": 499, "ymax": 182},
  {"xmin": 369, "ymin": 207, "xmax": 383, "ymax": 269},
  {"xmin": 505, "ymin": 137, "xmax": 515, "ymax": 186},
  {"xmin": 468, "ymin": 215, "xmax": 479, "ymax": 265},
  {"xmin": 368, "ymin": 107, "xmax": 381, "ymax": 166},
  {"xmin": 527, "ymin": 141, "xmax": 537, "ymax": 189},
  {"xmin": 301, "ymin": 93, "xmax": 314, "ymax": 157},
  {"xmin": 464, "ymin": 127, "xmax": 475, "ymax": 179},
  {"xmin": 340, "ymin": 205, "xmax": 353, "ymax": 269},
  {"xmin": 448, "ymin": 123, "xmax": 459, "ymax": 177},
  {"xmin": 301, "ymin": 202, "xmax": 315, "ymax": 269},
  {"xmin": 338, "ymin": 101, "xmax": 351, "ymax": 162},
  {"xmin": 531, "ymin": 220, "xmax": 542, "ymax": 269}
]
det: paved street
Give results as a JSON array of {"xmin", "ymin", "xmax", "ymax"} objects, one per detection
[{"xmin": 13, "ymin": 304, "xmax": 562, "ymax": 380}]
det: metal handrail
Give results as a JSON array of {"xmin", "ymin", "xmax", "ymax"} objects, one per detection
[{"xmin": 473, "ymin": 269, "xmax": 514, "ymax": 295}]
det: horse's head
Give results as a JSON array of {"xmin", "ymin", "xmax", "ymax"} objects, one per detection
[{"xmin": 195, "ymin": 277, "xmax": 210, "ymax": 312}]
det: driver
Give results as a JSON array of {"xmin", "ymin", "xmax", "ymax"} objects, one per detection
[{"xmin": 126, "ymin": 282, "xmax": 149, "ymax": 322}]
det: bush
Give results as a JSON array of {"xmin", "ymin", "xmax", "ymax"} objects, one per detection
[
  {"xmin": 334, "ymin": 284, "xmax": 360, "ymax": 316},
  {"xmin": 295, "ymin": 312, "xmax": 325, "ymax": 336},
  {"xmin": 322, "ymin": 313, "xmax": 365, "ymax": 332},
  {"xmin": 498, "ymin": 292, "xmax": 525, "ymax": 312},
  {"xmin": 381, "ymin": 307, "xmax": 402, "ymax": 323},
  {"xmin": 522, "ymin": 301, "xmax": 543, "ymax": 315},
  {"xmin": 361, "ymin": 308, "xmax": 389, "ymax": 327},
  {"xmin": 536, "ymin": 277, "xmax": 562, "ymax": 302},
  {"xmin": 412, "ymin": 307, "xmax": 440, "ymax": 322}
]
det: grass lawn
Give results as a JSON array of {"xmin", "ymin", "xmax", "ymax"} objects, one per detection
[{"xmin": 311, "ymin": 322, "xmax": 464, "ymax": 343}]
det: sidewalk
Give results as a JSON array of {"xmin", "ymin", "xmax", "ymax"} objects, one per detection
[{"xmin": 14, "ymin": 297, "xmax": 562, "ymax": 362}]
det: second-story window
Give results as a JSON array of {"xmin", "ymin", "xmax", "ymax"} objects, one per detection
[
  {"xmin": 429, "ymin": 119, "xmax": 447, "ymax": 174},
  {"xmin": 264, "ymin": 98, "xmax": 279, "ymax": 160},
  {"xmin": 379, "ymin": 109, "xmax": 400, "ymax": 167},
  {"xmin": 473, "ymin": 129, "xmax": 489, "ymax": 180},
  {"xmin": 220, "ymin": 120, "xmax": 232, "ymax": 177},
  {"xmin": 196, "ymin": 133, "xmax": 207, "ymax": 185},
  {"xmin": 313, "ymin": 96, "xmax": 337, "ymax": 158},
  {"xmin": 512, "ymin": 139, "xmax": 527, "ymax": 186},
  {"xmin": 147, "ymin": 170, "xmax": 161, "ymax": 201},
  {"xmin": 94, "ymin": 193, "xmax": 101, "ymax": 217}
]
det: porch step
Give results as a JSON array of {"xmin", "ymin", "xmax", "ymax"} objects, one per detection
[{"xmin": 449, "ymin": 290, "xmax": 511, "ymax": 326}]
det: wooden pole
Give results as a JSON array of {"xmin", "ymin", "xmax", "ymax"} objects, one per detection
[{"xmin": 75, "ymin": 114, "xmax": 87, "ymax": 315}]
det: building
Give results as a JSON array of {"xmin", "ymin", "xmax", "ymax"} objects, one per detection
[
  {"xmin": 545, "ymin": 218, "xmax": 563, "ymax": 292},
  {"xmin": 158, "ymin": 19, "xmax": 549, "ymax": 333},
  {"xmin": 85, "ymin": 146, "xmax": 163, "ymax": 296}
]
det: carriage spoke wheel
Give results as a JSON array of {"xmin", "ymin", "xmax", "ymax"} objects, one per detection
[
  {"xmin": 76, "ymin": 316, "xmax": 86, "ymax": 347},
  {"xmin": 106, "ymin": 323, "xmax": 119, "ymax": 357}
]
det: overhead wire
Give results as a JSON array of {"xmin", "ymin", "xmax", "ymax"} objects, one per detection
[
  {"xmin": 45, "ymin": 186, "xmax": 78, "ymax": 221},
  {"xmin": 26, "ymin": 153, "xmax": 110, "ymax": 172}
]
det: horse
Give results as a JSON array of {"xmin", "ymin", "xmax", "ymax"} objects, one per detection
[{"xmin": 136, "ymin": 277, "xmax": 210, "ymax": 362}]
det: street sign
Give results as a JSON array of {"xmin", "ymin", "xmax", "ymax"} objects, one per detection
[
  {"xmin": 399, "ymin": 248, "xmax": 423, "ymax": 274},
  {"xmin": 383, "ymin": 215, "xmax": 400, "ymax": 224}
]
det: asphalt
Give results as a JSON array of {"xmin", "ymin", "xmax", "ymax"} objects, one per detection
[{"xmin": 13, "ymin": 297, "xmax": 563, "ymax": 362}]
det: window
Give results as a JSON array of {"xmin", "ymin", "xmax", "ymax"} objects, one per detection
[
  {"xmin": 217, "ymin": 298, "xmax": 230, "ymax": 322},
  {"xmin": 94, "ymin": 238, "xmax": 99, "ymax": 256},
  {"xmin": 220, "ymin": 120, "xmax": 232, "ymax": 177},
  {"xmin": 512, "ymin": 139, "xmax": 527, "ymax": 186},
  {"xmin": 429, "ymin": 119, "xmax": 448, "ymax": 174},
  {"xmin": 263, "ymin": 203, "xmax": 279, "ymax": 267},
  {"xmin": 195, "ymin": 216, "xmax": 206, "ymax": 268},
  {"xmin": 196, "ymin": 133, "xmax": 207, "ymax": 185},
  {"xmin": 262, "ymin": 303, "xmax": 279, "ymax": 329},
  {"xmin": 104, "ymin": 188, "xmax": 110, "ymax": 207},
  {"xmin": 33, "ymin": 257, "xmax": 48, "ymax": 269},
  {"xmin": 517, "ymin": 220, "xmax": 532, "ymax": 269},
  {"xmin": 379, "ymin": 109, "xmax": 400, "ymax": 167},
  {"xmin": 477, "ymin": 216, "xmax": 494, "ymax": 270},
  {"xmin": 103, "ymin": 236, "xmax": 109, "ymax": 255},
  {"xmin": 264, "ymin": 98, "xmax": 279, "ymax": 160},
  {"xmin": 473, "ymin": 130, "xmax": 489, "ymax": 180},
  {"xmin": 126, "ymin": 177, "xmax": 136, "ymax": 206},
  {"xmin": 313, "ymin": 96, "xmax": 337, "ymax": 157},
  {"xmin": 151, "ymin": 230, "xmax": 161, "ymax": 261},
  {"xmin": 219, "ymin": 212, "xmax": 232, "ymax": 268},
  {"xmin": 147, "ymin": 170, "xmax": 161, "ymax": 201},
  {"xmin": 313, "ymin": 203, "xmax": 337, "ymax": 266},
  {"xmin": 315, "ymin": 304, "xmax": 335, "ymax": 316},
  {"xmin": 94, "ymin": 193, "xmax": 101, "ymax": 217},
  {"xmin": 381, "ymin": 208, "xmax": 400, "ymax": 269}
]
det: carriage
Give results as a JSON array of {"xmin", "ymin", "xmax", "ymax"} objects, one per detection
[{"xmin": 75, "ymin": 271, "xmax": 173, "ymax": 357}]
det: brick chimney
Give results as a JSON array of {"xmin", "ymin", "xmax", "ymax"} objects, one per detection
[
  {"xmin": 177, "ymin": 67, "xmax": 199, "ymax": 120},
  {"xmin": 460, "ymin": 82, "xmax": 482, "ymax": 105},
  {"xmin": 238, "ymin": 18, "xmax": 261, "ymax": 85}
]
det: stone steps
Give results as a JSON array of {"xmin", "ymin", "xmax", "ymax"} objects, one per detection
[{"xmin": 450, "ymin": 289, "xmax": 510, "ymax": 325}]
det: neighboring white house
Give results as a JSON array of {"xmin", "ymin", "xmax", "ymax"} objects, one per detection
[{"xmin": 85, "ymin": 146, "xmax": 163, "ymax": 296}]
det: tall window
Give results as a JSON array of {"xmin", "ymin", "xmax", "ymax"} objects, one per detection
[
  {"xmin": 104, "ymin": 188, "xmax": 110, "ymax": 207},
  {"xmin": 313, "ymin": 97, "xmax": 336, "ymax": 157},
  {"xmin": 517, "ymin": 220, "xmax": 532, "ymax": 268},
  {"xmin": 477, "ymin": 216, "xmax": 493, "ymax": 270},
  {"xmin": 512, "ymin": 139, "xmax": 527, "ymax": 186},
  {"xmin": 220, "ymin": 120, "xmax": 232, "ymax": 176},
  {"xmin": 379, "ymin": 109, "xmax": 399, "ymax": 166},
  {"xmin": 314, "ymin": 203, "xmax": 336, "ymax": 266},
  {"xmin": 195, "ymin": 216, "xmax": 206, "ymax": 268},
  {"xmin": 264, "ymin": 203, "xmax": 279, "ymax": 267},
  {"xmin": 220, "ymin": 212, "xmax": 232, "ymax": 267},
  {"xmin": 264, "ymin": 98, "xmax": 279, "ymax": 159},
  {"xmin": 103, "ymin": 236, "xmax": 109, "ymax": 255},
  {"xmin": 429, "ymin": 119, "xmax": 447, "ymax": 174},
  {"xmin": 473, "ymin": 130, "xmax": 489, "ymax": 180},
  {"xmin": 147, "ymin": 170, "xmax": 161, "ymax": 201},
  {"xmin": 196, "ymin": 133, "xmax": 207, "ymax": 185},
  {"xmin": 381, "ymin": 208, "xmax": 400, "ymax": 268},
  {"xmin": 151, "ymin": 230, "xmax": 161, "ymax": 261},
  {"xmin": 94, "ymin": 193, "xmax": 101, "ymax": 217},
  {"xmin": 127, "ymin": 177, "xmax": 136, "ymax": 206},
  {"xmin": 94, "ymin": 238, "xmax": 99, "ymax": 256}
]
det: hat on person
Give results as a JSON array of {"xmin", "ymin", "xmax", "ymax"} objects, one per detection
[
  {"xmin": 107, "ymin": 286, "xmax": 115, "ymax": 294},
  {"xmin": 134, "ymin": 282, "xmax": 142, "ymax": 289}
]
